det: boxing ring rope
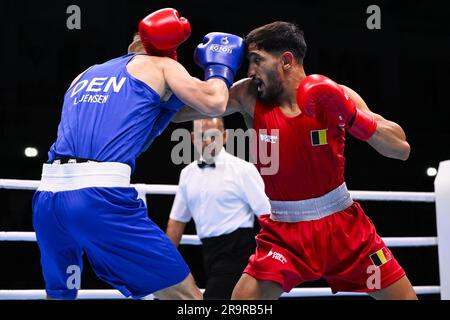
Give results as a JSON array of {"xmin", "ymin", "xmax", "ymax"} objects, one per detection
[
  {"xmin": 1, "ymin": 159, "xmax": 449, "ymax": 300},
  {"xmin": 0, "ymin": 179, "xmax": 436, "ymax": 201},
  {"xmin": 0, "ymin": 286, "xmax": 442, "ymax": 300},
  {"xmin": 0, "ymin": 232, "xmax": 439, "ymax": 248}
]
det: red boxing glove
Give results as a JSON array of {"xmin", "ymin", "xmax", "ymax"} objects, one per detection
[
  {"xmin": 138, "ymin": 8, "xmax": 191, "ymax": 61},
  {"xmin": 296, "ymin": 74, "xmax": 377, "ymax": 141}
]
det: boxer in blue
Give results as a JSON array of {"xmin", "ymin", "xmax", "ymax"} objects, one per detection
[{"xmin": 32, "ymin": 8, "xmax": 245, "ymax": 300}]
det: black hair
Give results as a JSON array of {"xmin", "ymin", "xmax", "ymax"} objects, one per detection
[{"xmin": 245, "ymin": 21, "xmax": 307, "ymax": 63}]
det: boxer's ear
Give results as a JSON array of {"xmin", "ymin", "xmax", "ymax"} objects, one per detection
[{"xmin": 281, "ymin": 52, "xmax": 294, "ymax": 70}]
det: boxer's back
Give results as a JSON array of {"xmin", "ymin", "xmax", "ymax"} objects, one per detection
[{"xmin": 48, "ymin": 53, "xmax": 182, "ymax": 172}]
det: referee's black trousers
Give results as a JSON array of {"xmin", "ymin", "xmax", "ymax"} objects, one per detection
[{"xmin": 201, "ymin": 228, "xmax": 256, "ymax": 300}]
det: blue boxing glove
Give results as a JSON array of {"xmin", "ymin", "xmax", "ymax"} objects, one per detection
[{"xmin": 194, "ymin": 32, "xmax": 244, "ymax": 88}]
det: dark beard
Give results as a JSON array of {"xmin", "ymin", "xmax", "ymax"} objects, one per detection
[{"xmin": 258, "ymin": 70, "xmax": 283, "ymax": 103}]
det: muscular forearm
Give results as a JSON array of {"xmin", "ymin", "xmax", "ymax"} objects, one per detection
[
  {"xmin": 340, "ymin": 85, "xmax": 410, "ymax": 160},
  {"xmin": 172, "ymin": 106, "xmax": 212, "ymax": 123},
  {"xmin": 172, "ymin": 99, "xmax": 243, "ymax": 123},
  {"xmin": 172, "ymin": 79, "xmax": 251, "ymax": 123},
  {"xmin": 367, "ymin": 115, "xmax": 411, "ymax": 160},
  {"xmin": 166, "ymin": 219, "xmax": 186, "ymax": 247}
]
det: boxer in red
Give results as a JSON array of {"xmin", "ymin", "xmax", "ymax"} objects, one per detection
[{"xmin": 173, "ymin": 21, "xmax": 417, "ymax": 300}]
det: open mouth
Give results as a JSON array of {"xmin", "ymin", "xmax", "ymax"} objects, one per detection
[{"xmin": 253, "ymin": 78, "xmax": 264, "ymax": 93}]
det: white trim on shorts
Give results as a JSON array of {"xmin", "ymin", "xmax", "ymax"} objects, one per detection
[{"xmin": 37, "ymin": 162, "xmax": 131, "ymax": 192}]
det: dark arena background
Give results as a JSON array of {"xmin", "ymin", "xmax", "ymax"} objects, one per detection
[{"xmin": 1, "ymin": 0, "xmax": 449, "ymax": 304}]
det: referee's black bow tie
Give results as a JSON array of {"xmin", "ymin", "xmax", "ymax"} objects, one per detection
[{"xmin": 197, "ymin": 161, "xmax": 216, "ymax": 169}]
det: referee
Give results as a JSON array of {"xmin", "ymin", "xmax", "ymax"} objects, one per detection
[{"xmin": 166, "ymin": 118, "xmax": 270, "ymax": 299}]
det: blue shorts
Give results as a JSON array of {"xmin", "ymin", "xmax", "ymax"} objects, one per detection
[{"xmin": 32, "ymin": 186, "xmax": 190, "ymax": 300}]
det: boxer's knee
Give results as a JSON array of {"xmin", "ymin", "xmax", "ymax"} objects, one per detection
[
  {"xmin": 369, "ymin": 275, "xmax": 418, "ymax": 300},
  {"xmin": 232, "ymin": 273, "xmax": 283, "ymax": 300},
  {"xmin": 154, "ymin": 273, "xmax": 202, "ymax": 300}
]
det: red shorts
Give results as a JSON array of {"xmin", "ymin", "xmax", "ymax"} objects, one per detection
[{"xmin": 244, "ymin": 202, "xmax": 405, "ymax": 293}]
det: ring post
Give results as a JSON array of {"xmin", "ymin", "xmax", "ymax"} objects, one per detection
[{"xmin": 435, "ymin": 160, "xmax": 450, "ymax": 300}]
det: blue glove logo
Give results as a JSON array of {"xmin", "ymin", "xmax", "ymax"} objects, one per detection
[
  {"xmin": 210, "ymin": 44, "xmax": 232, "ymax": 54},
  {"xmin": 195, "ymin": 32, "xmax": 244, "ymax": 88}
]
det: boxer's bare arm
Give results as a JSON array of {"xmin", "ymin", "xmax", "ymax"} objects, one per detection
[
  {"xmin": 342, "ymin": 85, "xmax": 411, "ymax": 161},
  {"xmin": 170, "ymin": 100, "xmax": 239, "ymax": 123},
  {"xmin": 127, "ymin": 55, "xmax": 228, "ymax": 116},
  {"xmin": 164, "ymin": 58, "xmax": 229, "ymax": 116},
  {"xmin": 171, "ymin": 78, "xmax": 257, "ymax": 125}
]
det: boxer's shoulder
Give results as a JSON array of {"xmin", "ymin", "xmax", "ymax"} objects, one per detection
[
  {"xmin": 129, "ymin": 55, "xmax": 187, "ymax": 79},
  {"xmin": 230, "ymin": 78, "xmax": 257, "ymax": 117},
  {"xmin": 127, "ymin": 54, "xmax": 166, "ymax": 71},
  {"xmin": 126, "ymin": 55, "xmax": 169, "ymax": 94}
]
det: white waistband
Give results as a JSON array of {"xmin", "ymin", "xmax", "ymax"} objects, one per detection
[
  {"xmin": 38, "ymin": 162, "xmax": 131, "ymax": 192},
  {"xmin": 270, "ymin": 183, "xmax": 353, "ymax": 222}
]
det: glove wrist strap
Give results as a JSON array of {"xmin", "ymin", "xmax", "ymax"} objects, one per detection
[
  {"xmin": 347, "ymin": 110, "xmax": 378, "ymax": 141},
  {"xmin": 204, "ymin": 65, "xmax": 234, "ymax": 88}
]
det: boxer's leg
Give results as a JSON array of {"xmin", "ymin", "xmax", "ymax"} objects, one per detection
[
  {"xmin": 153, "ymin": 273, "xmax": 202, "ymax": 300},
  {"xmin": 368, "ymin": 275, "xmax": 417, "ymax": 300},
  {"xmin": 232, "ymin": 273, "xmax": 283, "ymax": 300},
  {"xmin": 32, "ymin": 190, "xmax": 83, "ymax": 300},
  {"xmin": 69, "ymin": 187, "xmax": 199, "ymax": 299},
  {"xmin": 324, "ymin": 202, "xmax": 417, "ymax": 300},
  {"xmin": 231, "ymin": 215, "xmax": 316, "ymax": 300}
]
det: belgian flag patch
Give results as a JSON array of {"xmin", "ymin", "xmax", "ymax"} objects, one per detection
[
  {"xmin": 310, "ymin": 129, "xmax": 328, "ymax": 146},
  {"xmin": 370, "ymin": 247, "xmax": 392, "ymax": 267}
]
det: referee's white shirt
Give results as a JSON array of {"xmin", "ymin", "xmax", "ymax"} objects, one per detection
[{"xmin": 170, "ymin": 149, "xmax": 271, "ymax": 239}]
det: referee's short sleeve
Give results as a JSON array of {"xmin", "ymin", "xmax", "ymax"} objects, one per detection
[
  {"xmin": 169, "ymin": 169, "xmax": 192, "ymax": 223},
  {"xmin": 240, "ymin": 163, "xmax": 271, "ymax": 216}
]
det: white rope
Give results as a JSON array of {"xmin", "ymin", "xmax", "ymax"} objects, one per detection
[
  {"xmin": 349, "ymin": 190, "xmax": 435, "ymax": 202},
  {"xmin": 0, "ymin": 179, "xmax": 441, "ymax": 299},
  {"xmin": 0, "ymin": 232, "xmax": 202, "ymax": 244},
  {"xmin": 282, "ymin": 286, "xmax": 441, "ymax": 297},
  {"xmin": 0, "ymin": 232, "xmax": 37, "ymax": 242},
  {"xmin": 383, "ymin": 237, "xmax": 438, "ymax": 247},
  {"xmin": 0, "ymin": 290, "xmax": 128, "ymax": 300},
  {"xmin": 0, "ymin": 286, "xmax": 440, "ymax": 300},
  {"xmin": 133, "ymin": 183, "xmax": 178, "ymax": 195},
  {"xmin": 0, "ymin": 179, "xmax": 40, "ymax": 191},
  {"xmin": 0, "ymin": 232, "xmax": 438, "ymax": 247},
  {"xmin": 0, "ymin": 179, "xmax": 435, "ymax": 202},
  {"xmin": 178, "ymin": 234, "xmax": 202, "ymax": 245}
]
